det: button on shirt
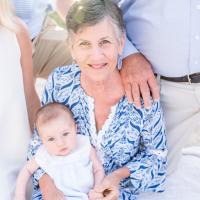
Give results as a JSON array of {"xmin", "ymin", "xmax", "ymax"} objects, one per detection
[{"xmin": 118, "ymin": 0, "xmax": 200, "ymax": 77}]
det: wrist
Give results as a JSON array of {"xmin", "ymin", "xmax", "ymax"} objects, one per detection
[
  {"xmin": 39, "ymin": 174, "xmax": 54, "ymax": 192},
  {"xmin": 112, "ymin": 167, "xmax": 130, "ymax": 182}
]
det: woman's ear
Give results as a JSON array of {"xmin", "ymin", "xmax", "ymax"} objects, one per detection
[{"xmin": 118, "ymin": 32, "xmax": 126, "ymax": 55}]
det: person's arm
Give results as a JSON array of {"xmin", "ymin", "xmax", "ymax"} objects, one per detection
[
  {"xmin": 39, "ymin": 174, "xmax": 65, "ymax": 200},
  {"xmin": 90, "ymin": 147, "xmax": 105, "ymax": 186},
  {"xmin": 54, "ymin": 0, "xmax": 74, "ymax": 21},
  {"xmin": 125, "ymin": 101, "xmax": 167, "ymax": 193},
  {"xmin": 92, "ymin": 101, "xmax": 167, "ymax": 200},
  {"xmin": 88, "ymin": 147, "xmax": 105, "ymax": 200},
  {"xmin": 116, "ymin": 1, "xmax": 159, "ymax": 108},
  {"xmin": 15, "ymin": 158, "xmax": 39, "ymax": 200},
  {"xmin": 15, "ymin": 18, "xmax": 40, "ymax": 132}
]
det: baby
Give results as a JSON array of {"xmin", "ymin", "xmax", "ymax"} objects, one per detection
[{"xmin": 15, "ymin": 102, "xmax": 104, "ymax": 200}]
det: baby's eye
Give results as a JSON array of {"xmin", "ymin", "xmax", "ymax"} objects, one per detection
[
  {"xmin": 48, "ymin": 137, "xmax": 55, "ymax": 142},
  {"xmin": 63, "ymin": 132, "xmax": 69, "ymax": 136}
]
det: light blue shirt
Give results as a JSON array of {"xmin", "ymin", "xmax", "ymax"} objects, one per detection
[
  {"xmin": 12, "ymin": 0, "xmax": 52, "ymax": 39},
  {"xmin": 118, "ymin": 0, "xmax": 200, "ymax": 77}
]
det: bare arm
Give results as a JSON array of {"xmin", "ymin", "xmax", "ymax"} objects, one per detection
[
  {"xmin": 15, "ymin": 158, "xmax": 39, "ymax": 200},
  {"xmin": 90, "ymin": 147, "xmax": 104, "ymax": 186},
  {"xmin": 39, "ymin": 174, "xmax": 65, "ymax": 200},
  {"xmin": 15, "ymin": 18, "xmax": 40, "ymax": 132},
  {"xmin": 54, "ymin": 0, "xmax": 74, "ymax": 21}
]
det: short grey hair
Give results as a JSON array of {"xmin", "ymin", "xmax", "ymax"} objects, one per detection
[{"xmin": 66, "ymin": 0, "xmax": 125, "ymax": 38}]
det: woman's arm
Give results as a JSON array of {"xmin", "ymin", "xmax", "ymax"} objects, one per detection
[
  {"xmin": 39, "ymin": 174, "xmax": 65, "ymax": 200},
  {"xmin": 15, "ymin": 158, "xmax": 39, "ymax": 200},
  {"xmin": 15, "ymin": 18, "xmax": 40, "ymax": 132},
  {"xmin": 125, "ymin": 100, "xmax": 167, "ymax": 192}
]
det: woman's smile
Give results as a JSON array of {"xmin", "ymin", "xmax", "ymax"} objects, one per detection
[{"xmin": 88, "ymin": 63, "xmax": 108, "ymax": 69}]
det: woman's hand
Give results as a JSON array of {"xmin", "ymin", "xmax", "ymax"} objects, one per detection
[
  {"xmin": 39, "ymin": 174, "xmax": 65, "ymax": 200},
  {"xmin": 91, "ymin": 167, "xmax": 130, "ymax": 200},
  {"xmin": 92, "ymin": 172, "xmax": 121, "ymax": 200},
  {"xmin": 88, "ymin": 189, "xmax": 104, "ymax": 200}
]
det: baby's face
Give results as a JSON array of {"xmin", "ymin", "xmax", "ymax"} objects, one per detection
[{"xmin": 39, "ymin": 116, "xmax": 77, "ymax": 156}]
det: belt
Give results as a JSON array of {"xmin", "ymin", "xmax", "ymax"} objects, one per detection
[{"xmin": 160, "ymin": 73, "xmax": 200, "ymax": 83}]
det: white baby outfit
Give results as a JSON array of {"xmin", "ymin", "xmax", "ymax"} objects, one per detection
[{"xmin": 35, "ymin": 135, "xmax": 94, "ymax": 200}]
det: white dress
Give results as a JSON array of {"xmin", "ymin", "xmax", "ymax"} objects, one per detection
[
  {"xmin": 0, "ymin": 27, "xmax": 31, "ymax": 199},
  {"xmin": 35, "ymin": 135, "xmax": 94, "ymax": 200}
]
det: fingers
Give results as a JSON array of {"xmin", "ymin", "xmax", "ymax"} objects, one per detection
[
  {"xmin": 139, "ymin": 81, "xmax": 151, "ymax": 109},
  {"xmin": 124, "ymin": 83, "xmax": 134, "ymax": 103},
  {"xmin": 120, "ymin": 53, "xmax": 160, "ymax": 108},
  {"xmin": 148, "ymin": 77, "xmax": 160, "ymax": 101},
  {"xmin": 124, "ymin": 74, "xmax": 159, "ymax": 109},
  {"xmin": 131, "ymin": 82, "xmax": 141, "ymax": 108},
  {"xmin": 88, "ymin": 189, "xmax": 104, "ymax": 200}
]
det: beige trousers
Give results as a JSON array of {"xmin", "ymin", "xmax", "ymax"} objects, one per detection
[
  {"xmin": 32, "ymin": 16, "xmax": 72, "ymax": 79},
  {"xmin": 138, "ymin": 79, "xmax": 200, "ymax": 200},
  {"xmin": 158, "ymin": 78, "xmax": 200, "ymax": 174}
]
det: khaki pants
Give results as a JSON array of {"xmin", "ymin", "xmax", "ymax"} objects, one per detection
[
  {"xmin": 32, "ymin": 16, "xmax": 72, "ymax": 79},
  {"xmin": 137, "ymin": 79, "xmax": 200, "ymax": 200},
  {"xmin": 158, "ymin": 78, "xmax": 200, "ymax": 174}
]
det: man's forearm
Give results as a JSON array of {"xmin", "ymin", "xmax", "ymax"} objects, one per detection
[{"xmin": 54, "ymin": 0, "xmax": 74, "ymax": 21}]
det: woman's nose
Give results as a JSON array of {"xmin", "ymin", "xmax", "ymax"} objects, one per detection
[{"xmin": 90, "ymin": 46, "xmax": 104, "ymax": 58}]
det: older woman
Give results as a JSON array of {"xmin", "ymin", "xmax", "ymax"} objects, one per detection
[{"xmin": 28, "ymin": 0, "xmax": 167, "ymax": 199}]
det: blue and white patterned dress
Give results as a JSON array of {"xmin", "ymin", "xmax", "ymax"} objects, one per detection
[{"xmin": 28, "ymin": 64, "xmax": 167, "ymax": 200}]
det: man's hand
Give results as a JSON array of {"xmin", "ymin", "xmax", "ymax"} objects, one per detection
[
  {"xmin": 39, "ymin": 174, "xmax": 65, "ymax": 200},
  {"xmin": 120, "ymin": 53, "xmax": 159, "ymax": 108}
]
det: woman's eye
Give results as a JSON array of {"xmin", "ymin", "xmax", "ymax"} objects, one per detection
[
  {"xmin": 79, "ymin": 42, "xmax": 90, "ymax": 47},
  {"xmin": 100, "ymin": 40, "xmax": 111, "ymax": 46},
  {"xmin": 48, "ymin": 137, "xmax": 54, "ymax": 142}
]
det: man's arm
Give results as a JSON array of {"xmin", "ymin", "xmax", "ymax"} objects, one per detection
[
  {"xmin": 15, "ymin": 158, "xmax": 39, "ymax": 200},
  {"xmin": 116, "ymin": 1, "xmax": 159, "ymax": 108},
  {"xmin": 53, "ymin": 0, "xmax": 74, "ymax": 21}
]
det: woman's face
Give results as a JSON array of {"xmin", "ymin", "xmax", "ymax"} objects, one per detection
[{"xmin": 70, "ymin": 17, "xmax": 125, "ymax": 82}]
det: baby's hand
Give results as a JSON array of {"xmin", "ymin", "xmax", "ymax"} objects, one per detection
[{"xmin": 88, "ymin": 189, "xmax": 104, "ymax": 200}]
